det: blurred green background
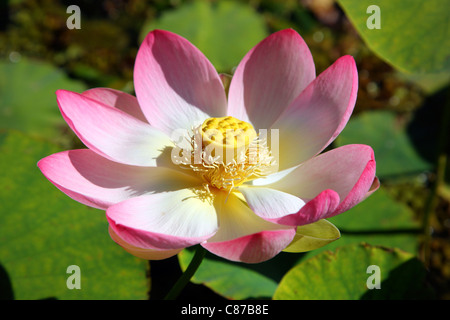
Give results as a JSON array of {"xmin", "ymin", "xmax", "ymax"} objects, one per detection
[{"xmin": 0, "ymin": 0, "xmax": 449, "ymax": 300}]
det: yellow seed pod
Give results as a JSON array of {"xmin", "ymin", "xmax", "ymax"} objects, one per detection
[{"xmin": 201, "ymin": 116, "xmax": 257, "ymax": 164}]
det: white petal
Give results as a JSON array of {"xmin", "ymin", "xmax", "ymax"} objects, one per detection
[
  {"xmin": 107, "ymin": 188, "xmax": 218, "ymax": 250},
  {"xmin": 238, "ymin": 186, "xmax": 305, "ymax": 220},
  {"xmin": 206, "ymin": 191, "xmax": 291, "ymax": 243}
]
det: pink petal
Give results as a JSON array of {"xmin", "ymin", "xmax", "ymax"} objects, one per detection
[
  {"xmin": 82, "ymin": 88, "xmax": 148, "ymax": 123},
  {"xmin": 108, "ymin": 227, "xmax": 182, "ymax": 260},
  {"xmin": 202, "ymin": 192, "xmax": 296, "ymax": 263},
  {"xmin": 56, "ymin": 89, "xmax": 173, "ymax": 167},
  {"xmin": 134, "ymin": 30, "xmax": 228, "ymax": 135},
  {"xmin": 227, "ymin": 29, "xmax": 315, "ymax": 130},
  {"xmin": 251, "ymin": 144, "xmax": 377, "ymax": 226},
  {"xmin": 37, "ymin": 149, "xmax": 201, "ymax": 210},
  {"xmin": 271, "ymin": 55, "xmax": 358, "ymax": 170},
  {"xmin": 202, "ymin": 229, "xmax": 296, "ymax": 264},
  {"xmin": 106, "ymin": 189, "xmax": 218, "ymax": 250}
]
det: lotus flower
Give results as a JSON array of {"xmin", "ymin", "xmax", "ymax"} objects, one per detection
[{"xmin": 38, "ymin": 29, "xmax": 378, "ymax": 263}]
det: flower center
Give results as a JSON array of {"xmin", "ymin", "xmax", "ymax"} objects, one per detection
[
  {"xmin": 201, "ymin": 116, "xmax": 257, "ymax": 160},
  {"xmin": 174, "ymin": 116, "xmax": 276, "ymax": 193}
]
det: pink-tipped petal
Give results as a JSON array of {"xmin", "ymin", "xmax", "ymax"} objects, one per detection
[
  {"xmin": 228, "ymin": 29, "xmax": 315, "ymax": 130},
  {"xmin": 250, "ymin": 144, "xmax": 377, "ymax": 226},
  {"xmin": 202, "ymin": 229, "xmax": 296, "ymax": 264},
  {"xmin": 202, "ymin": 192, "xmax": 295, "ymax": 263},
  {"xmin": 37, "ymin": 149, "xmax": 201, "ymax": 210},
  {"xmin": 106, "ymin": 189, "xmax": 218, "ymax": 250},
  {"xmin": 108, "ymin": 227, "xmax": 182, "ymax": 260},
  {"xmin": 272, "ymin": 55, "xmax": 358, "ymax": 170},
  {"xmin": 82, "ymin": 88, "xmax": 148, "ymax": 123},
  {"xmin": 275, "ymin": 189, "xmax": 341, "ymax": 226},
  {"xmin": 56, "ymin": 89, "xmax": 173, "ymax": 167},
  {"xmin": 362, "ymin": 177, "xmax": 380, "ymax": 201},
  {"xmin": 134, "ymin": 30, "xmax": 227, "ymax": 134},
  {"xmin": 238, "ymin": 187, "xmax": 305, "ymax": 220},
  {"xmin": 331, "ymin": 155, "xmax": 377, "ymax": 217}
]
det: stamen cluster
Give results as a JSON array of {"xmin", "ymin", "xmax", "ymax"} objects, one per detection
[{"xmin": 174, "ymin": 117, "xmax": 276, "ymax": 192}]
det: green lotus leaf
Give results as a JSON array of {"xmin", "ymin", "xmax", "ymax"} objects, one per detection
[
  {"xmin": 0, "ymin": 131, "xmax": 149, "ymax": 300},
  {"xmin": 338, "ymin": 0, "xmax": 450, "ymax": 74},
  {"xmin": 274, "ymin": 243, "xmax": 434, "ymax": 300},
  {"xmin": 140, "ymin": 0, "xmax": 268, "ymax": 73}
]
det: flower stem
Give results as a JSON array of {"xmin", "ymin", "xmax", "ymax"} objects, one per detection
[{"xmin": 164, "ymin": 245, "xmax": 206, "ymax": 300}]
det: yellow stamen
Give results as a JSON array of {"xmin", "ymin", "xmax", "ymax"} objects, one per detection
[
  {"xmin": 176, "ymin": 117, "xmax": 276, "ymax": 193},
  {"xmin": 200, "ymin": 116, "xmax": 257, "ymax": 164}
]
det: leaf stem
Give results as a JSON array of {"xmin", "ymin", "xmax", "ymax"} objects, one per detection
[
  {"xmin": 421, "ymin": 88, "xmax": 450, "ymax": 266},
  {"xmin": 422, "ymin": 154, "xmax": 447, "ymax": 266},
  {"xmin": 164, "ymin": 245, "xmax": 206, "ymax": 300}
]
